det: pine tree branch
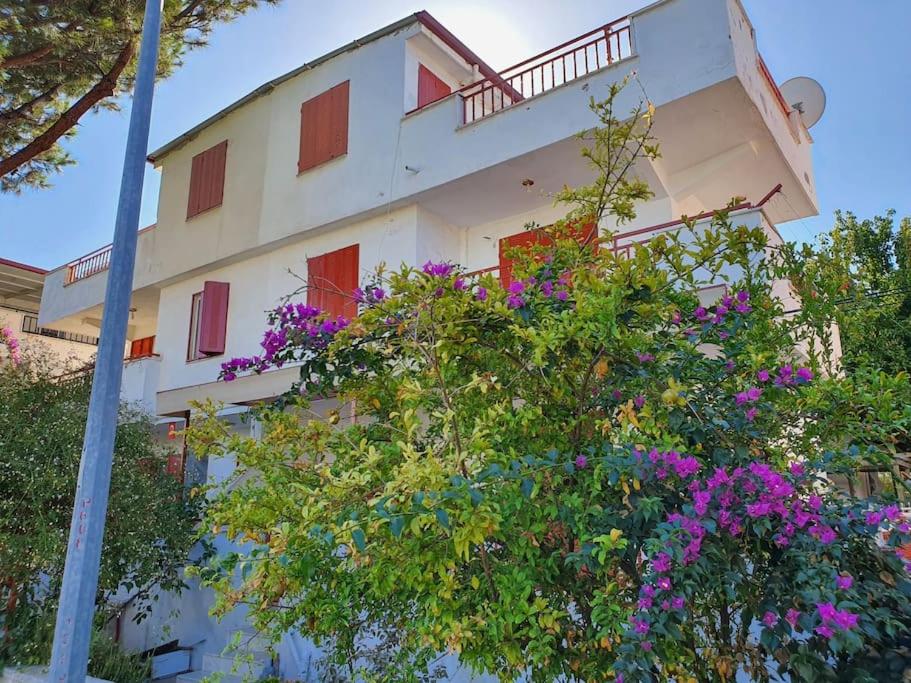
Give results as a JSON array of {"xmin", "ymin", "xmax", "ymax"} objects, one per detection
[
  {"xmin": 0, "ymin": 39, "xmax": 135, "ymax": 181},
  {"xmin": 0, "ymin": 44, "xmax": 53, "ymax": 70},
  {"xmin": 0, "ymin": 84, "xmax": 62, "ymax": 127}
]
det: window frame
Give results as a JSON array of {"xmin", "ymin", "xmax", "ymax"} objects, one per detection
[{"xmin": 186, "ymin": 291, "xmax": 206, "ymax": 362}]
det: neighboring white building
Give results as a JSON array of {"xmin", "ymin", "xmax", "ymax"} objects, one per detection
[
  {"xmin": 36, "ymin": 0, "xmax": 824, "ymax": 678},
  {"xmin": 0, "ymin": 257, "xmax": 98, "ymax": 368}
]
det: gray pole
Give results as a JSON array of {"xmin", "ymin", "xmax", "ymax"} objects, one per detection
[{"xmin": 49, "ymin": 1, "xmax": 163, "ymax": 680}]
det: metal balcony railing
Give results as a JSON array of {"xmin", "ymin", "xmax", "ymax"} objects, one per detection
[
  {"xmin": 63, "ymin": 225, "xmax": 154, "ymax": 285},
  {"xmin": 457, "ymin": 17, "xmax": 632, "ymax": 124}
]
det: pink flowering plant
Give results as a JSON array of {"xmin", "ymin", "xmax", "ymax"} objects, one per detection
[{"xmin": 190, "ymin": 84, "xmax": 911, "ymax": 682}]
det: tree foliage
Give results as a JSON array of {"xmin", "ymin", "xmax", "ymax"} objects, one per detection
[
  {"xmin": 189, "ymin": 84, "xmax": 911, "ymax": 682},
  {"xmin": 0, "ymin": 0, "xmax": 279, "ymax": 192},
  {"xmin": 0, "ymin": 339, "xmax": 203, "ymax": 664},
  {"xmin": 787, "ymin": 210, "xmax": 911, "ymax": 375}
]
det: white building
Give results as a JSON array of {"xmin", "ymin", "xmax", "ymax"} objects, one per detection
[
  {"xmin": 36, "ymin": 0, "xmax": 823, "ymax": 678},
  {"xmin": 0, "ymin": 257, "xmax": 98, "ymax": 368}
]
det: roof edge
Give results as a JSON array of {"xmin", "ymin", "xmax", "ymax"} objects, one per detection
[
  {"xmin": 148, "ymin": 12, "xmax": 424, "ymax": 164},
  {"xmin": 0, "ymin": 257, "xmax": 48, "ymax": 275}
]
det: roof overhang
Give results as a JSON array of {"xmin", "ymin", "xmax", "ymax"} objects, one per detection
[{"xmin": 0, "ymin": 257, "xmax": 46, "ymax": 312}]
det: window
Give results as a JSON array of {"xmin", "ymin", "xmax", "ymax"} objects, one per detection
[
  {"xmin": 21, "ymin": 314, "xmax": 99, "ymax": 346},
  {"xmin": 187, "ymin": 140, "xmax": 228, "ymax": 219},
  {"xmin": 307, "ymin": 244, "xmax": 359, "ymax": 319},
  {"xmin": 417, "ymin": 64, "xmax": 451, "ymax": 108},
  {"xmin": 187, "ymin": 292, "xmax": 205, "ymax": 360},
  {"xmin": 498, "ymin": 221, "xmax": 597, "ymax": 287},
  {"xmin": 298, "ymin": 81, "xmax": 350, "ymax": 174},
  {"xmin": 129, "ymin": 335, "xmax": 155, "ymax": 359},
  {"xmin": 187, "ymin": 281, "xmax": 230, "ymax": 361}
]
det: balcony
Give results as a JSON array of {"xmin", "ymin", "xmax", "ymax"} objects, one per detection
[{"xmin": 455, "ymin": 18, "xmax": 632, "ymax": 124}]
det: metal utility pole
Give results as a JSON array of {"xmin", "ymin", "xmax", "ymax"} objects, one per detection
[{"xmin": 49, "ymin": 1, "xmax": 163, "ymax": 680}]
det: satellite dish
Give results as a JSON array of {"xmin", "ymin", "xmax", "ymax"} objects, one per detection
[{"xmin": 780, "ymin": 76, "xmax": 826, "ymax": 128}]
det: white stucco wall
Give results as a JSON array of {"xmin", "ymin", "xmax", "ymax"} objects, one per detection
[{"xmin": 0, "ymin": 306, "xmax": 97, "ymax": 367}]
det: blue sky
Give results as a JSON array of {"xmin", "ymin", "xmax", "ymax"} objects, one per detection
[{"xmin": 1, "ymin": 0, "xmax": 909, "ymax": 269}]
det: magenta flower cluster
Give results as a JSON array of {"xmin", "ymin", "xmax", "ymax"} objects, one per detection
[
  {"xmin": 504, "ymin": 270, "xmax": 570, "ymax": 309},
  {"xmin": 220, "ymin": 302, "xmax": 349, "ymax": 381},
  {"xmin": 1, "ymin": 326, "xmax": 21, "ymax": 365},
  {"xmin": 422, "ymin": 261, "xmax": 454, "ymax": 278},
  {"xmin": 625, "ymin": 458, "xmax": 909, "ymax": 660}
]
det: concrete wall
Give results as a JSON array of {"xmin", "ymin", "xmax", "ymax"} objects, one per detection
[
  {"xmin": 0, "ymin": 306, "xmax": 97, "ymax": 367},
  {"xmin": 154, "ymin": 206, "xmax": 433, "ymax": 393}
]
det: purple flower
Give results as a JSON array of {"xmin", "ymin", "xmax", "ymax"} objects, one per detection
[
  {"xmin": 736, "ymin": 290, "xmax": 750, "ymax": 303},
  {"xmin": 671, "ymin": 596, "xmax": 685, "ymax": 610},
  {"xmin": 634, "ymin": 394, "xmax": 646, "ymax": 409},
  {"xmin": 475, "ymin": 287, "xmax": 488, "ymax": 301},
  {"xmin": 507, "ymin": 294, "xmax": 525, "ymax": 309},
  {"xmin": 575, "ymin": 454, "xmax": 588, "ymax": 469},
  {"xmin": 746, "ymin": 386, "xmax": 762, "ymax": 401},
  {"xmin": 833, "ymin": 610, "xmax": 859, "ymax": 630},
  {"xmin": 508, "ymin": 281, "xmax": 525, "ymax": 295},
  {"xmin": 555, "ymin": 289, "xmax": 568, "ymax": 301},
  {"xmin": 672, "ymin": 310, "xmax": 682, "ymax": 325},
  {"xmin": 640, "ymin": 641, "xmax": 653, "ymax": 652},
  {"xmin": 633, "ymin": 618, "xmax": 650, "ymax": 635},
  {"xmin": 796, "ymin": 367, "xmax": 814, "ymax": 383},
  {"xmin": 422, "ymin": 261, "xmax": 453, "ymax": 278},
  {"xmin": 694, "ymin": 306, "xmax": 709, "ymax": 322},
  {"xmin": 865, "ymin": 510, "xmax": 883, "ymax": 526},
  {"xmin": 762, "ymin": 611, "xmax": 778, "ymax": 628},
  {"xmin": 675, "ymin": 457, "xmax": 701, "ymax": 479},
  {"xmin": 757, "ymin": 369, "xmax": 770, "ymax": 383},
  {"xmin": 817, "ymin": 602, "xmax": 837, "ymax": 623},
  {"xmin": 808, "ymin": 495, "xmax": 823, "ymax": 511},
  {"xmin": 745, "ymin": 407, "xmax": 758, "ymax": 422},
  {"xmin": 815, "ymin": 625, "xmax": 834, "ymax": 639},
  {"xmin": 735, "ymin": 392, "xmax": 749, "ymax": 406},
  {"xmin": 352, "ymin": 287, "xmax": 365, "ymax": 303},
  {"xmin": 641, "ymin": 585, "xmax": 655, "ymax": 598},
  {"xmin": 453, "ymin": 278, "xmax": 466, "ymax": 291},
  {"xmin": 612, "ymin": 389, "xmax": 623, "ymax": 401},
  {"xmin": 652, "ymin": 553, "xmax": 671, "ymax": 573},
  {"xmin": 835, "ymin": 574, "xmax": 853, "ymax": 590},
  {"xmin": 638, "ymin": 596, "xmax": 653, "ymax": 610},
  {"xmin": 785, "ymin": 609, "xmax": 801, "ymax": 628},
  {"xmin": 636, "ymin": 352, "xmax": 654, "ymax": 363},
  {"xmin": 883, "ymin": 504, "xmax": 902, "ymax": 521},
  {"xmin": 656, "ymin": 577, "xmax": 672, "ymax": 591},
  {"xmin": 693, "ymin": 490, "xmax": 712, "ymax": 516},
  {"xmin": 790, "ymin": 462, "xmax": 805, "ymax": 476},
  {"xmin": 540, "ymin": 280, "xmax": 553, "ymax": 297}
]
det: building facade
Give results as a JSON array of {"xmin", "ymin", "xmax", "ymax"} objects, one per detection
[
  {"xmin": 36, "ymin": 0, "xmax": 823, "ymax": 678},
  {"xmin": 0, "ymin": 258, "xmax": 98, "ymax": 368}
]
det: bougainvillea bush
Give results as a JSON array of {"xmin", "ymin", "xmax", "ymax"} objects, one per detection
[{"xmin": 190, "ymin": 86, "xmax": 911, "ymax": 682}]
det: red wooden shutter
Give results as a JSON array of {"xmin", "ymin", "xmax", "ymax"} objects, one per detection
[
  {"xmin": 298, "ymin": 81, "xmax": 350, "ymax": 174},
  {"xmin": 417, "ymin": 64, "xmax": 451, "ymax": 108},
  {"xmin": 498, "ymin": 222, "xmax": 597, "ymax": 287},
  {"xmin": 129, "ymin": 335, "xmax": 155, "ymax": 359},
  {"xmin": 198, "ymin": 281, "xmax": 230, "ymax": 355},
  {"xmin": 187, "ymin": 140, "xmax": 228, "ymax": 219},
  {"xmin": 306, "ymin": 244, "xmax": 359, "ymax": 319}
]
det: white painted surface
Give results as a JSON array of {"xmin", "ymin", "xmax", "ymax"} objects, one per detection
[
  {"xmin": 40, "ymin": 0, "xmax": 819, "ymax": 332},
  {"xmin": 120, "ymin": 355, "xmax": 161, "ymax": 415},
  {"xmin": 0, "ymin": 306, "xmax": 97, "ymax": 367}
]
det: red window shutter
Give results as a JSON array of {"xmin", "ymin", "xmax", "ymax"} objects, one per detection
[
  {"xmin": 417, "ymin": 64, "xmax": 451, "ymax": 108},
  {"xmin": 187, "ymin": 140, "xmax": 228, "ymax": 219},
  {"xmin": 498, "ymin": 221, "xmax": 597, "ymax": 287},
  {"xmin": 129, "ymin": 335, "xmax": 155, "ymax": 359},
  {"xmin": 298, "ymin": 81, "xmax": 349, "ymax": 174},
  {"xmin": 306, "ymin": 244, "xmax": 359, "ymax": 319},
  {"xmin": 198, "ymin": 281, "xmax": 230, "ymax": 355}
]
